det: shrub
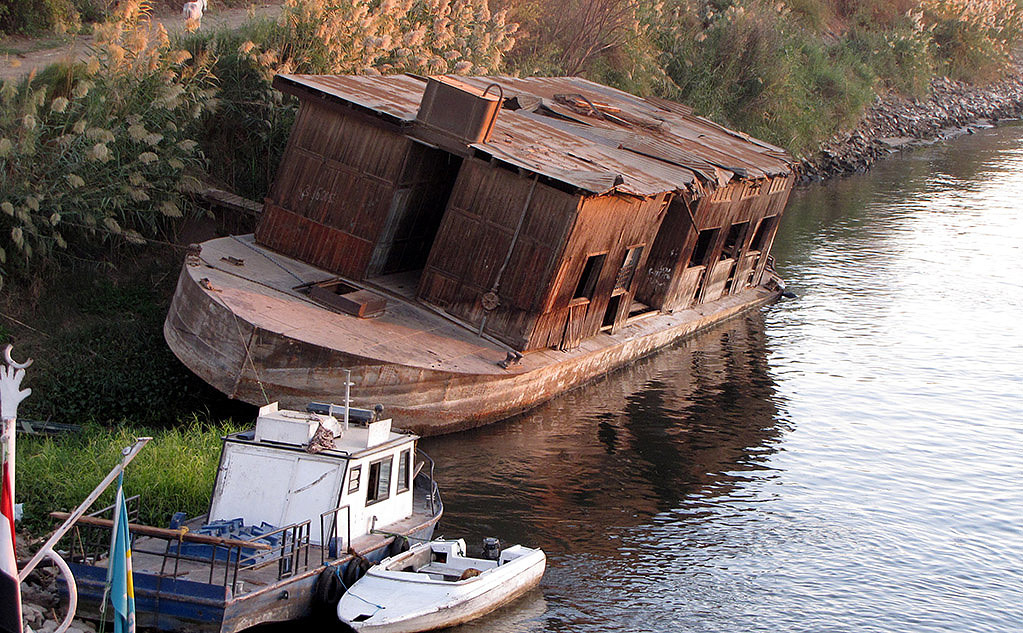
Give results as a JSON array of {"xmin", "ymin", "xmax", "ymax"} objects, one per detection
[
  {"xmin": 0, "ymin": 0, "xmax": 81, "ymax": 36},
  {"xmin": 0, "ymin": 1, "xmax": 216, "ymax": 290},
  {"xmin": 922, "ymin": 0, "xmax": 1023, "ymax": 83},
  {"xmin": 656, "ymin": 1, "xmax": 878, "ymax": 154}
]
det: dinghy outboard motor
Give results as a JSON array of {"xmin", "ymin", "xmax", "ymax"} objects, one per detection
[{"xmin": 482, "ymin": 537, "xmax": 501, "ymax": 561}]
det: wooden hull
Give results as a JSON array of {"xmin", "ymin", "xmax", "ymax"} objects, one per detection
[{"xmin": 165, "ymin": 236, "xmax": 781, "ymax": 435}]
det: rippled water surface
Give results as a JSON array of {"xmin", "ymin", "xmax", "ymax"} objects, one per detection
[{"xmin": 419, "ymin": 123, "xmax": 1023, "ymax": 633}]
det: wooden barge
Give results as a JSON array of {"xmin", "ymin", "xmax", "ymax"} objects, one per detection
[{"xmin": 165, "ymin": 75, "xmax": 795, "ymax": 434}]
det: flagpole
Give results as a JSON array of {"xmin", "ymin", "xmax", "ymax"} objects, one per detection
[{"xmin": 100, "ymin": 451, "xmax": 130, "ymax": 633}]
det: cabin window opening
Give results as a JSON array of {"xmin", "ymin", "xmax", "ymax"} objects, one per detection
[
  {"xmin": 348, "ymin": 465, "xmax": 362, "ymax": 494},
  {"xmin": 602, "ymin": 294, "xmax": 623, "ymax": 329},
  {"xmin": 397, "ymin": 450, "xmax": 411, "ymax": 493},
  {"xmin": 722, "ymin": 222, "xmax": 748, "ymax": 260},
  {"xmin": 367, "ymin": 457, "xmax": 392, "ymax": 504},
  {"xmin": 688, "ymin": 229, "xmax": 718, "ymax": 268},
  {"xmin": 750, "ymin": 216, "xmax": 777, "ymax": 252},
  {"xmin": 614, "ymin": 246, "xmax": 644, "ymax": 292},
  {"xmin": 573, "ymin": 253, "xmax": 606, "ymax": 301}
]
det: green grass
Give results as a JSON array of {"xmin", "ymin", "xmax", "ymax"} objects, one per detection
[
  {"xmin": 5, "ymin": 256, "xmax": 249, "ymax": 428},
  {"xmin": 16, "ymin": 418, "xmax": 246, "ymax": 536}
]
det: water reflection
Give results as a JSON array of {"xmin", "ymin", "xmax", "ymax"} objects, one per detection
[{"xmin": 421, "ymin": 311, "xmax": 792, "ymax": 631}]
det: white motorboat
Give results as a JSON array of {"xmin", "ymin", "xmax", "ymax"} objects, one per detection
[{"xmin": 337, "ymin": 539, "xmax": 546, "ymax": 632}]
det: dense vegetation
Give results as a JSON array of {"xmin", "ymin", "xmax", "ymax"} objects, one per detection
[
  {"xmin": 1, "ymin": 0, "xmax": 1021, "ymax": 530},
  {"xmin": 3, "ymin": 0, "xmax": 1021, "ymax": 292},
  {"xmin": 16, "ymin": 418, "xmax": 244, "ymax": 533}
]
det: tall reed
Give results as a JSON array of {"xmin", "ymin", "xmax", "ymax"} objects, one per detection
[{"xmin": 0, "ymin": 1, "xmax": 215, "ymax": 291}]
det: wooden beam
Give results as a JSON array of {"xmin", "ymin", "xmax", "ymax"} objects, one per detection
[{"xmin": 48, "ymin": 513, "xmax": 272, "ymax": 550}]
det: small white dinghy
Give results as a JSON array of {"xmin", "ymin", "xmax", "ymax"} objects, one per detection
[{"xmin": 337, "ymin": 538, "xmax": 546, "ymax": 632}]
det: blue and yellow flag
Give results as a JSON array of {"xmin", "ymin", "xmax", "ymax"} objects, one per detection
[{"xmin": 109, "ymin": 479, "xmax": 136, "ymax": 633}]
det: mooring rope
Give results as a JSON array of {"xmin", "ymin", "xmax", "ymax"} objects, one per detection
[{"xmin": 331, "ymin": 563, "xmax": 385, "ymax": 613}]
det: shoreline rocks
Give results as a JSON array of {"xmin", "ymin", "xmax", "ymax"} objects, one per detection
[
  {"xmin": 20, "ymin": 565, "xmax": 96, "ymax": 633},
  {"xmin": 797, "ymin": 66, "xmax": 1023, "ymax": 183}
]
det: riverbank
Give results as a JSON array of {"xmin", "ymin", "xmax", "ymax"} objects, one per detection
[
  {"xmin": 20, "ymin": 570, "xmax": 95, "ymax": 633},
  {"xmin": 797, "ymin": 63, "xmax": 1023, "ymax": 183}
]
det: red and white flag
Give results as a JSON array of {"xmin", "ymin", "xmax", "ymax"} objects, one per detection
[
  {"xmin": 1, "ymin": 348, "xmax": 31, "ymax": 633},
  {"xmin": 0, "ymin": 451, "xmax": 21, "ymax": 633}
]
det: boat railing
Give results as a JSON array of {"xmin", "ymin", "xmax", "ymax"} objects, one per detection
[
  {"xmin": 235, "ymin": 520, "xmax": 311, "ymax": 580},
  {"xmin": 63, "ymin": 495, "xmax": 143, "ymax": 567},
  {"xmin": 319, "ymin": 504, "xmax": 352, "ymax": 565},
  {"xmin": 58, "ymin": 506, "xmax": 313, "ymax": 590},
  {"xmin": 416, "ymin": 449, "xmax": 442, "ymax": 517}
]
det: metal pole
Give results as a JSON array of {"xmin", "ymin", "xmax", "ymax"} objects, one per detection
[{"xmin": 343, "ymin": 369, "xmax": 351, "ymax": 430}]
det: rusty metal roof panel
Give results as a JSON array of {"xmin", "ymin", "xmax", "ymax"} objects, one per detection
[
  {"xmin": 459, "ymin": 76, "xmax": 792, "ymax": 178},
  {"xmin": 479, "ymin": 111, "xmax": 695, "ymax": 196},
  {"xmin": 276, "ymin": 74, "xmax": 426, "ymax": 122},
  {"xmin": 274, "ymin": 73, "xmax": 795, "ymax": 195},
  {"xmin": 517, "ymin": 114, "xmax": 729, "ymax": 184}
]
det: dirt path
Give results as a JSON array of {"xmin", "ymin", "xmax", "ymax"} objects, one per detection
[{"xmin": 0, "ymin": 2, "xmax": 282, "ymax": 81}]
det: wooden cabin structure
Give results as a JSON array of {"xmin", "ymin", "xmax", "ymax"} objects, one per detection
[
  {"xmin": 164, "ymin": 74, "xmax": 795, "ymax": 433},
  {"xmin": 256, "ymin": 75, "xmax": 792, "ymax": 353}
]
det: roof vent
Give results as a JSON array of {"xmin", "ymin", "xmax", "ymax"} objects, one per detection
[{"xmin": 415, "ymin": 76, "xmax": 501, "ymax": 149}]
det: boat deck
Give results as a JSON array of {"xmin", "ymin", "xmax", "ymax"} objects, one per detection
[
  {"xmin": 191, "ymin": 235, "xmax": 509, "ymax": 375},
  {"xmin": 166, "ymin": 235, "xmax": 779, "ymax": 430},
  {"xmin": 185, "ymin": 235, "xmax": 773, "ymax": 378},
  {"xmin": 83, "ymin": 495, "xmax": 439, "ymax": 598}
]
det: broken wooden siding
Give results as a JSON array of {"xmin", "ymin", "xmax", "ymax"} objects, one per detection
[
  {"xmin": 526, "ymin": 192, "xmax": 668, "ymax": 351},
  {"xmin": 637, "ymin": 174, "xmax": 794, "ymax": 313},
  {"xmin": 255, "ymin": 100, "xmax": 410, "ymax": 280},
  {"xmin": 418, "ymin": 159, "xmax": 577, "ymax": 349}
]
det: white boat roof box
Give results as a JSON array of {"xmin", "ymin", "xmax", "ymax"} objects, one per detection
[{"xmin": 254, "ymin": 402, "xmax": 342, "ymax": 445}]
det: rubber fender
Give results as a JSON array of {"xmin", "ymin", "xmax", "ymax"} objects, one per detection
[
  {"xmin": 342, "ymin": 557, "xmax": 371, "ymax": 588},
  {"xmin": 313, "ymin": 566, "xmax": 344, "ymax": 616},
  {"xmin": 389, "ymin": 536, "xmax": 411, "ymax": 557}
]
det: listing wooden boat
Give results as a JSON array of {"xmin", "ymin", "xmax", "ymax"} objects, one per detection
[
  {"xmin": 165, "ymin": 74, "xmax": 796, "ymax": 435},
  {"xmin": 337, "ymin": 539, "xmax": 546, "ymax": 632},
  {"xmin": 56, "ymin": 401, "xmax": 443, "ymax": 633}
]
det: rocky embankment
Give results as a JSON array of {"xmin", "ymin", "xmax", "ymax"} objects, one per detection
[
  {"xmin": 19, "ymin": 565, "xmax": 95, "ymax": 633},
  {"xmin": 798, "ymin": 67, "xmax": 1023, "ymax": 182}
]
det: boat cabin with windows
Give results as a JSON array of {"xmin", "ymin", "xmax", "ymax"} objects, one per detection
[
  {"xmin": 256, "ymin": 74, "xmax": 794, "ymax": 353},
  {"xmin": 210, "ymin": 402, "xmax": 417, "ymax": 547}
]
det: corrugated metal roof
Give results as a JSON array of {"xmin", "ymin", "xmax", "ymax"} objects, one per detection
[{"xmin": 275, "ymin": 73, "xmax": 794, "ymax": 197}]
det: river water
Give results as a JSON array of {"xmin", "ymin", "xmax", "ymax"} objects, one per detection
[{"xmin": 419, "ymin": 123, "xmax": 1023, "ymax": 633}]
